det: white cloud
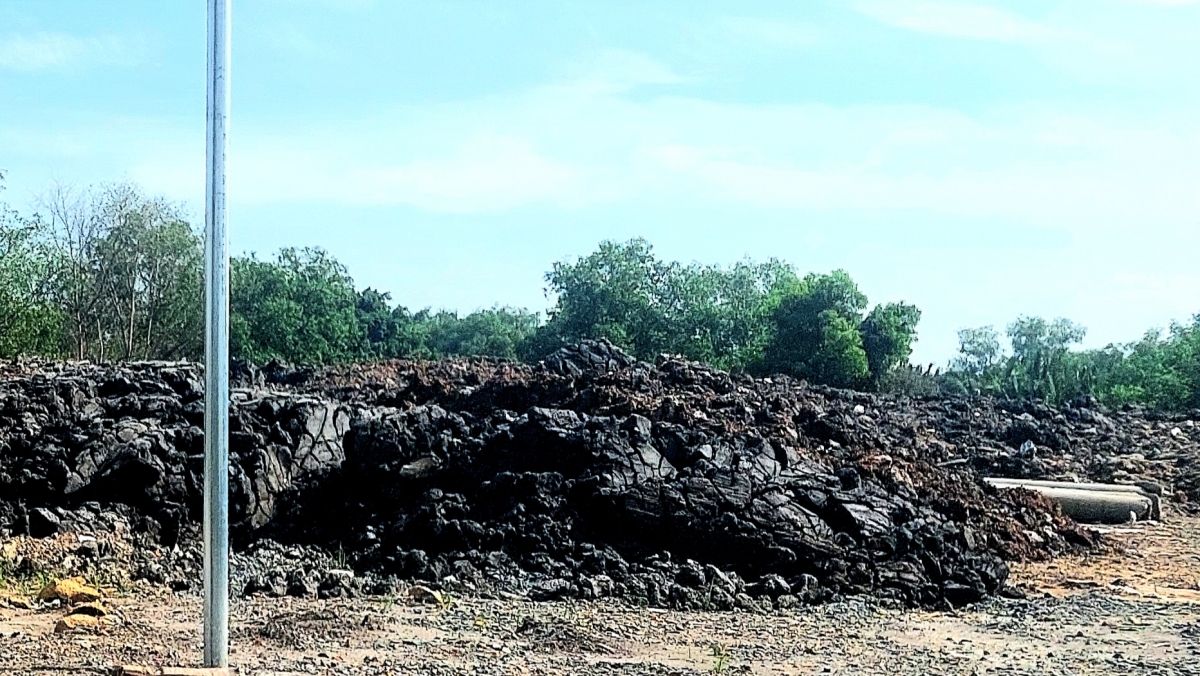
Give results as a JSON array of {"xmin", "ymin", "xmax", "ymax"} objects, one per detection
[
  {"xmin": 103, "ymin": 66, "xmax": 1200, "ymax": 235},
  {"xmin": 348, "ymin": 138, "xmax": 580, "ymax": 212},
  {"xmin": 562, "ymin": 49, "xmax": 686, "ymax": 93},
  {"xmin": 856, "ymin": 1, "xmax": 1060, "ymax": 43},
  {"xmin": 265, "ymin": 24, "xmax": 327, "ymax": 57},
  {"xmin": 0, "ymin": 33, "xmax": 86, "ymax": 71},
  {"xmin": 633, "ymin": 103, "xmax": 1200, "ymax": 234},
  {"xmin": 227, "ymin": 135, "xmax": 584, "ymax": 212},
  {"xmin": 0, "ymin": 32, "xmax": 136, "ymax": 72},
  {"xmin": 719, "ymin": 17, "xmax": 821, "ymax": 48},
  {"xmin": 7, "ymin": 48, "xmax": 1199, "ymax": 237}
]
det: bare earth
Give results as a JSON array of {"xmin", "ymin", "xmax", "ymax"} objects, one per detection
[{"xmin": 4, "ymin": 513, "xmax": 1200, "ymax": 676}]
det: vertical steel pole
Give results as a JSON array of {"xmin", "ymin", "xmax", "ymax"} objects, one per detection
[{"xmin": 203, "ymin": 0, "xmax": 231, "ymax": 668}]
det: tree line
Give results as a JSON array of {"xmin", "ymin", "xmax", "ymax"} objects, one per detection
[
  {"xmin": 942, "ymin": 317, "xmax": 1200, "ymax": 411},
  {"xmin": 1, "ymin": 176, "xmax": 1197, "ymax": 410}
]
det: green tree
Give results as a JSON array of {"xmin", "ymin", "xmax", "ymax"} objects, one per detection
[
  {"xmin": 0, "ymin": 173, "xmax": 63, "ymax": 357},
  {"xmin": 1005, "ymin": 316, "xmax": 1087, "ymax": 404},
  {"xmin": 662, "ymin": 259, "xmax": 799, "ymax": 370},
  {"xmin": 948, "ymin": 326, "xmax": 1004, "ymax": 395},
  {"xmin": 39, "ymin": 182, "xmax": 201, "ymax": 361},
  {"xmin": 536, "ymin": 238, "xmax": 675, "ymax": 359},
  {"xmin": 423, "ymin": 308, "xmax": 540, "ymax": 360},
  {"xmin": 534, "ymin": 238, "xmax": 800, "ymax": 369},
  {"xmin": 1087, "ymin": 321, "xmax": 1200, "ymax": 410},
  {"xmin": 357, "ymin": 288, "xmax": 431, "ymax": 359},
  {"xmin": 90, "ymin": 186, "xmax": 202, "ymax": 360},
  {"xmin": 757, "ymin": 270, "xmax": 872, "ymax": 388},
  {"xmin": 231, "ymin": 248, "xmax": 365, "ymax": 364},
  {"xmin": 861, "ymin": 302, "xmax": 922, "ymax": 382}
]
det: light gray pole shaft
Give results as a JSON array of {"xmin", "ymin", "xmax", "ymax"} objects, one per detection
[{"xmin": 203, "ymin": 0, "xmax": 231, "ymax": 668}]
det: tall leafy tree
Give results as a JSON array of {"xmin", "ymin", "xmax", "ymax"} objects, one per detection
[
  {"xmin": 1087, "ymin": 321, "xmax": 1200, "ymax": 410},
  {"xmin": 662, "ymin": 259, "xmax": 799, "ymax": 370},
  {"xmin": 536, "ymin": 238, "xmax": 675, "ymax": 359},
  {"xmin": 861, "ymin": 302, "xmax": 922, "ymax": 382},
  {"xmin": 357, "ymin": 288, "xmax": 432, "ymax": 359},
  {"xmin": 948, "ymin": 326, "xmax": 1004, "ymax": 395},
  {"xmin": 534, "ymin": 238, "xmax": 802, "ymax": 370},
  {"xmin": 758, "ymin": 270, "xmax": 872, "ymax": 388},
  {"xmin": 0, "ymin": 174, "xmax": 63, "ymax": 357},
  {"xmin": 1005, "ymin": 316, "xmax": 1087, "ymax": 403},
  {"xmin": 231, "ymin": 248, "xmax": 365, "ymax": 364},
  {"xmin": 38, "ymin": 183, "xmax": 202, "ymax": 361},
  {"xmin": 423, "ymin": 308, "xmax": 540, "ymax": 360},
  {"xmin": 90, "ymin": 186, "xmax": 202, "ymax": 360}
]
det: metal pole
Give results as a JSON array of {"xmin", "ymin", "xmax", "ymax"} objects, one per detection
[{"xmin": 203, "ymin": 0, "xmax": 231, "ymax": 668}]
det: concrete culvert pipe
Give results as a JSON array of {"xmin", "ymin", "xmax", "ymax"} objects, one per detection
[{"xmin": 984, "ymin": 478, "xmax": 1158, "ymax": 524}]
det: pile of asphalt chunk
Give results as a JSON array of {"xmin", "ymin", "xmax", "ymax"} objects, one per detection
[
  {"xmin": 5, "ymin": 342, "xmax": 1164, "ymax": 610},
  {"xmin": 0, "ymin": 360, "xmax": 349, "ymax": 546}
]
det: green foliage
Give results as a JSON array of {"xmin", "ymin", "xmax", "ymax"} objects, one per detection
[
  {"xmin": 1086, "ymin": 322, "xmax": 1200, "ymax": 410},
  {"xmin": 540, "ymin": 241, "xmax": 922, "ymax": 389},
  {"xmin": 537, "ymin": 239, "xmax": 676, "ymax": 359},
  {"xmin": 11, "ymin": 175, "xmax": 1200, "ymax": 414},
  {"xmin": 536, "ymin": 238, "xmax": 800, "ymax": 370},
  {"xmin": 357, "ymin": 289, "xmax": 540, "ymax": 361},
  {"xmin": 861, "ymin": 302, "xmax": 922, "ymax": 381},
  {"xmin": 0, "ymin": 177, "xmax": 63, "ymax": 357},
  {"xmin": 993, "ymin": 316, "xmax": 1087, "ymax": 404},
  {"xmin": 663, "ymin": 258, "xmax": 799, "ymax": 370},
  {"xmin": 709, "ymin": 643, "xmax": 732, "ymax": 674},
  {"xmin": 758, "ymin": 270, "xmax": 889, "ymax": 389},
  {"xmin": 356, "ymin": 288, "xmax": 429, "ymax": 359},
  {"xmin": 945, "ymin": 315, "xmax": 1200, "ymax": 411},
  {"xmin": 876, "ymin": 364, "xmax": 942, "ymax": 397},
  {"xmin": 944, "ymin": 317, "xmax": 1088, "ymax": 405},
  {"xmin": 950, "ymin": 325, "xmax": 1003, "ymax": 392},
  {"xmin": 231, "ymin": 247, "xmax": 365, "ymax": 365},
  {"xmin": 40, "ymin": 183, "xmax": 202, "ymax": 360},
  {"xmin": 422, "ymin": 307, "xmax": 540, "ymax": 360},
  {"xmin": 0, "ymin": 205, "xmax": 62, "ymax": 357},
  {"xmin": 1, "ymin": 177, "xmax": 933, "ymax": 388},
  {"xmin": 92, "ymin": 189, "xmax": 203, "ymax": 360},
  {"xmin": 810, "ymin": 309, "xmax": 870, "ymax": 387}
]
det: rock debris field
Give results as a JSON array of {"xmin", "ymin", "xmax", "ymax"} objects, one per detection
[{"xmin": 3, "ymin": 340, "xmax": 1200, "ymax": 613}]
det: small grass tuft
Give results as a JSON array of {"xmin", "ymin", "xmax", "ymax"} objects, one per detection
[{"xmin": 709, "ymin": 642, "xmax": 731, "ymax": 674}]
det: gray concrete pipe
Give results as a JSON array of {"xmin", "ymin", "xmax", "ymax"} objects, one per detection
[
  {"xmin": 984, "ymin": 477, "xmax": 1162, "ymax": 521},
  {"xmin": 983, "ymin": 478, "xmax": 1159, "ymax": 524},
  {"xmin": 983, "ymin": 477, "xmax": 1160, "ymax": 496}
]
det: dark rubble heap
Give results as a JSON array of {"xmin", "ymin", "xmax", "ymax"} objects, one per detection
[{"xmin": 4, "ymin": 341, "xmax": 1193, "ymax": 610}]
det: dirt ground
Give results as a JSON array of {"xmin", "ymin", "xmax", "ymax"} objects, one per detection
[{"xmin": 4, "ymin": 513, "xmax": 1200, "ymax": 676}]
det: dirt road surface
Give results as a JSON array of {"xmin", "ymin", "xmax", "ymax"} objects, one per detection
[{"xmin": 4, "ymin": 513, "xmax": 1200, "ymax": 676}]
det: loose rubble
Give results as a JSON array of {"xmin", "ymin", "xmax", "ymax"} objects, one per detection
[{"xmin": 4, "ymin": 340, "xmax": 1195, "ymax": 609}]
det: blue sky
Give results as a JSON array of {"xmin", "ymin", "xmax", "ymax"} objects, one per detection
[{"xmin": 2, "ymin": 0, "xmax": 1198, "ymax": 363}]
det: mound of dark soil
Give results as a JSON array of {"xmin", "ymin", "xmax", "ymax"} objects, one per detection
[{"xmin": 7, "ymin": 341, "xmax": 1185, "ymax": 609}]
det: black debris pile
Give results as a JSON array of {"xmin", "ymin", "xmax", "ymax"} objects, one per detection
[
  {"xmin": 8, "ymin": 341, "xmax": 1190, "ymax": 609},
  {"xmin": 0, "ymin": 360, "xmax": 349, "ymax": 547}
]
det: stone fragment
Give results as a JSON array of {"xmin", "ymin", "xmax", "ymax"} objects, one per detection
[
  {"xmin": 67, "ymin": 601, "xmax": 109, "ymax": 617},
  {"xmin": 54, "ymin": 614, "xmax": 100, "ymax": 633},
  {"xmin": 1, "ymin": 594, "xmax": 32, "ymax": 610},
  {"xmin": 406, "ymin": 585, "xmax": 445, "ymax": 605},
  {"xmin": 29, "ymin": 508, "xmax": 61, "ymax": 538},
  {"xmin": 38, "ymin": 577, "xmax": 102, "ymax": 604}
]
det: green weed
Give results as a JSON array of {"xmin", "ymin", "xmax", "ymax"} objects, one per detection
[{"xmin": 709, "ymin": 642, "xmax": 731, "ymax": 674}]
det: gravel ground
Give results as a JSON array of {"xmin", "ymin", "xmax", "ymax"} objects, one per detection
[
  {"xmin": 4, "ymin": 514, "xmax": 1200, "ymax": 675},
  {"xmin": 3, "ymin": 590, "xmax": 1200, "ymax": 675}
]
